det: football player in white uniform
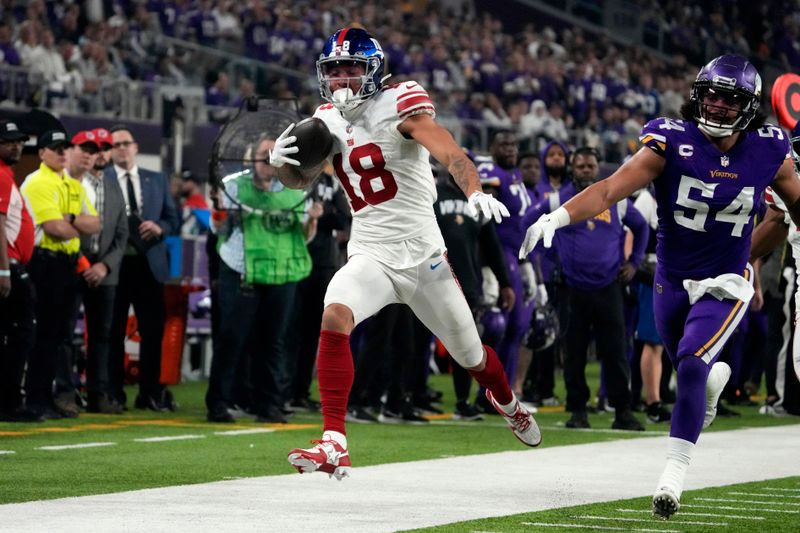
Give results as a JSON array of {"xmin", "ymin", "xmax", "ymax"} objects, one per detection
[
  {"xmin": 752, "ymin": 181, "xmax": 800, "ymax": 386},
  {"xmin": 271, "ymin": 27, "xmax": 541, "ymax": 480}
]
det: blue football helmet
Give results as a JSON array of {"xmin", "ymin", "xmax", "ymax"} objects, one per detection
[
  {"xmin": 317, "ymin": 28, "xmax": 387, "ymax": 112},
  {"xmin": 690, "ymin": 54, "xmax": 762, "ymax": 136}
]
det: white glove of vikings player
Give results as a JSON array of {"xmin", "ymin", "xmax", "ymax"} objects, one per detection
[
  {"xmin": 467, "ymin": 191, "xmax": 510, "ymax": 223},
  {"xmin": 518, "ymin": 206, "xmax": 571, "ymax": 259},
  {"xmin": 268, "ymin": 123, "xmax": 299, "ymax": 168}
]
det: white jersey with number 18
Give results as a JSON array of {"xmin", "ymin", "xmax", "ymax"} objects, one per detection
[{"xmin": 313, "ymin": 80, "xmax": 446, "ymax": 269}]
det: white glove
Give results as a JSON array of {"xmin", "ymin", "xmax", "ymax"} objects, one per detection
[
  {"xmin": 268, "ymin": 123, "xmax": 300, "ymax": 168},
  {"xmin": 518, "ymin": 206, "xmax": 570, "ymax": 259},
  {"xmin": 519, "ymin": 261, "xmax": 537, "ymax": 305},
  {"xmin": 467, "ymin": 191, "xmax": 510, "ymax": 223},
  {"xmin": 536, "ymin": 283, "xmax": 548, "ymax": 307}
]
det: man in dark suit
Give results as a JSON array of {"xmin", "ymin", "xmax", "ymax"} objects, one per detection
[
  {"xmin": 107, "ymin": 125, "xmax": 180, "ymax": 411},
  {"xmin": 69, "ymin": 129, "xmax": 129, "ymax": 413}
]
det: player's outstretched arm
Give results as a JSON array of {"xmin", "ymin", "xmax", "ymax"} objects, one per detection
[
  {"xmin": 399, "ymin": 114, "xmax": 509, "ymax": 222},
  {"xmin": 750, "ymin": 205, "xmax": 789, "ymax": 261},
  {"xmin": 519, "ymin": 147, "xmax": 663, "ymax": 258},
  {"xmin": 563, "ymin": 147, "xmax": 663, "ymax": 223},
  {"xmin": 770, "ymin": 158, "xmax": 800, "ymax": 227}
]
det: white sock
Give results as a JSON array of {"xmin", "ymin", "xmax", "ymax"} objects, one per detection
[
  {"xmin": 498, "ymin": 392, "xmax": 519, "ymax": 416},
  {"xmin": 656, "ymin": 437, "xmax": 694, "ymax": 499},
  {"xmin": 322, "ymin": 430, "xmax": 347, "ymax": 449}
]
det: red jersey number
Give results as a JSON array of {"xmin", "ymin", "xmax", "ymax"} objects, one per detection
[{"xmin": 333, "ymin": 143, "xmax": 398, "ymax": 212}]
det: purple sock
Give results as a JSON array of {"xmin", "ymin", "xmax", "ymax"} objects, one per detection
[{"xmin": 669, "ymin": 356, "xmax": 710, "ymax": 443}]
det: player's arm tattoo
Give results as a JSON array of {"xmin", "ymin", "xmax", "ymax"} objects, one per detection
[
  {"xmin": 276, "ymin": 162, "xmax": 324, "ymax": 190},
  {"xmin": 448, "ymin": 154, "xmax": 479, "ymax": 196}
]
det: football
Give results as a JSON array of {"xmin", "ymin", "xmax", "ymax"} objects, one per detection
[{"xmin": 291, "ymin": 117, "xmax": 333, "ymax": 167}]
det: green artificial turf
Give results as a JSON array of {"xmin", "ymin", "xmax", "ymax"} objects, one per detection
[
  {"xmin": 1, "ymin": 365, "xmax": 798, "ymax": 504},
  {"xmin": 407, "ymin": 476, "xmax": 800, "ymax": 532}
]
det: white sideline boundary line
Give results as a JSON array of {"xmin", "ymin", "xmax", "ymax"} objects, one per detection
[
  {"xmin": 0, "ymin": 451, "xmax": 15, "ymax": 455},
  {"xmin": 1, "ymin": 425, "xmax": 799, "ymax": 532}
]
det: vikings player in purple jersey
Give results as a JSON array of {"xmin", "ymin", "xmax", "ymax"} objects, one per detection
[
  {"xmin": 478, "ymin": 131, "xmax": 536, "ymax": 387},
  {"xmin": 520, "ymin": 54, "xmax": 800, "ymax": 519}
]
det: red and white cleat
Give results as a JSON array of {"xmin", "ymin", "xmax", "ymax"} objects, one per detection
[
  {"xmin": 486, "ymin": 390, "xmax": 542, "ymax": 447},
  {"xmin": 287, "ymin": 439, "xmax": 352, "ymax": 481}
]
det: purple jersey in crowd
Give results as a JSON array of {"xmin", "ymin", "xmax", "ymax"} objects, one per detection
[{"xmin": 639, "ymin": 117, "xmax": 791, "ymax": 280}]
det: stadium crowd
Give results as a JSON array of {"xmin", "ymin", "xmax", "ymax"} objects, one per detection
[
  {"xmin": 1, "ymin": 1, "xmax": 800, "ymax": 427},
  {"xmin": 0, "ymin": 1, "xmax": 797, "ymax": 159}
]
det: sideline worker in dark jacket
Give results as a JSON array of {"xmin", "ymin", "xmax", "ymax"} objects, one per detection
[{"xmin": 106, "ymin": 125, "xmax": 179, "ymax": 411}]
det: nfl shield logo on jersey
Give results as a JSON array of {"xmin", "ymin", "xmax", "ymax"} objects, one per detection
[{"xmin": 720, "ymin": 155, "xmax": 730, "ymax": 167}]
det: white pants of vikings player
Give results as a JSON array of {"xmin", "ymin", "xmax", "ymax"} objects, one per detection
[{"xmin": 324, "ymin": 252, "xmax": 484, "ymax": 368}]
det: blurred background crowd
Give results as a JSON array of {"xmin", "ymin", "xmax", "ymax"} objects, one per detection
[{"xmin": 1, "ymin": 0, "xmax": 799, "ymax": 162}]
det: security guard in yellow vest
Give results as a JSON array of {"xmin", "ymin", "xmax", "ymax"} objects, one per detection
[{"xmin": 21, "ymin": 130, "xmax": 100, "ymax": 418}]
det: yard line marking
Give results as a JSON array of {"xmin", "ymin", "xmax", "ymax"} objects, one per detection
[
  {"xmin": 728, "ymin": 491, "xmax": 800, "ymax": 498},
  {"xmin": 683, "ymin": 504, "xmax": 798, "ymax": 514},
  {"xmin": 0, "ymin": 451, "xmax": 15, "ymax": 455},
  {"xmin": 616, "ymin": 509, "xmax": 765, "ymax": 520},
  {"xmin": 214, "ymin": 428, "xmax": 275, "ymax": 436},
  {"xmin": 764, "ymin": 487, "xmax": 800, "ymax": 492},
  {"xmin": 695, "ymin": 497, "xmax": 800, "ymax": 506},
  {"xmin": 570, "ymin": 515, "xmax": 727, "ymax": 526},
  {"xmin": 520, "ymin": 522, "xmax": 678, "ymax": 532},
  {"xmin": 134, "ymin": 435, "xmax": 205, "ymax": 443},
  {"xmin": 37, "ymin": 442, "xmax": 116, "ymax": 451}
]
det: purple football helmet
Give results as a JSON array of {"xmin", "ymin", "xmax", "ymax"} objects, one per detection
[
  {"xmin": 478, "ymin": 306, "xmax": 507, "ymax": 347},
  {"xmin": 526, "ymin": 302, "xmax": 559, "ymax": 352},
  {"xmin": 317, "ymin": 27, "xmax": 387, "ymax": 112},
  {"xmin": 690, "ymin": 54, "xmax": 762, "ymax": 135}
]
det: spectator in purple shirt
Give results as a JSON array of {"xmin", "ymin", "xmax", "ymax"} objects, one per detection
[
  {"xmin": 567, "ymin": 63, "xmax": 592, "ymax": 126},
  {"xmin": 243, "ymin": 2, "xmax": 271, "ymax": 62},
  {"xmin": 205, "ymin": 70, "xmax": 230, "ymax": 107},
  {"xmin": 189, "ymin": 0, "xmax": 218, "ymax": 47},
  {"xmin": 147, "ymin": 0, "xmax": 188, "ymax": 38},
  {"xmin": 384, "ymin": 30, "xmax": 410, "ymax": 76},
  {"xmin": 0, "ymin": 22, "xmax": 20, "ymax": 66},
  {"xmin": 472, "ymin": 38, "xmax": 503, "ymax": 94}
]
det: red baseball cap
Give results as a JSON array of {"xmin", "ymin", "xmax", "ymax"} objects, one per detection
[
  {"xmin": 71, "ymin": 130, "xmax": 101, "ymax": 150},
  {"xmin": 92, "ymin": 128, "xmax": 113, "ymax": 149}
]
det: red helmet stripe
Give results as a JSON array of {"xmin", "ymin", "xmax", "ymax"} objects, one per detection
[{"xmin": 336, "ymin": 28, "xmax": 349, "ymax": 46}]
